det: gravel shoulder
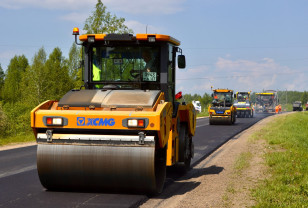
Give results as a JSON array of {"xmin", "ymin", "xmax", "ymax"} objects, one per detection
[
  {"xmin": 141, "ymin": 113, "xmax": 286, "ymax": 208},
  {"xmin": 0, "ymin": 141, "xmax": 36, "ymax": 151}
]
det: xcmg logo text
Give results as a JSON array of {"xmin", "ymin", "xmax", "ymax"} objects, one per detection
[{"xmin": 77, "ymin": 117, "xmax": 115, "ymax": 126}]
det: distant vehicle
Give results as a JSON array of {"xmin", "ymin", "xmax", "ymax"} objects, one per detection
[
  {"xmin": 255, "ymin": 90, "xmax": 278, "ymax": 113},
  {"xmin": 293, "ymin": 101, "xmax": 303, "ymax": 111},
  {"xmin": 233, "ymin": 91, "xmax": 253, "ymax": 118},
  {"xmin": 208, "ymin": 88, "xmax": 236, "ymax": 125},
  {"xmin": 192, "ymin": 100, "xmax": 201, "ymax": 113}
]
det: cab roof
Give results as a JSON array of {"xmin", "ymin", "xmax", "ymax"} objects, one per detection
[
  {"xmin": 237, "ymin": 91, "xmax": 250, "ymax": 94},
  {"xmin": 256, "ymin": 93, "xmax": 275, "ymax": 95},
  {"xmin": 79, "ymin": 33, "xmax": 181, "ymax": 46},
  {"xmin": 213, "ymin": 89, "xmax": 233, "ymax": 93}
]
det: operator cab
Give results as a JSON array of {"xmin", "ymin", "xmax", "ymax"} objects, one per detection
[
  {"xmin": 73, "ymin": 28, "xmax": 186, "ymax": 103},
  {"xmin": 236, "ymin": 92, "xmax": 249, "ymax": 102},
  {"xmin": 212, "ymin": 90, "xmax": 233, "ymax": 107}
]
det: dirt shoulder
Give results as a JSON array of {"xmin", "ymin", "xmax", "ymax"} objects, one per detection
[
  {"xmin": 141, "ymin": 113, "xmax": 287, "ymax": 208},
  {"xmin": 0, "ymin": 141, "xmax": 36, "ymax": 151}
]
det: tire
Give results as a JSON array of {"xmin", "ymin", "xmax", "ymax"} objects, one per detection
[
  {"xmin": 227, "ymin": 115, "xmax": 232, "ymax": 125},
  {"xmin": 232, "ymin": 112, "xmax": 236, "ymax": 124},
  {"xmin": 178, "ymin": 123, "xmax": 191, "ymax": 173},
  {"xmin": 209, "ymin": 118, "xmax": 213, "ymax": 125}
]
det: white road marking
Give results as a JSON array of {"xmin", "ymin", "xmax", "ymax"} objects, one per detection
[
  {"xmin": 0, "ymin": 165, "xmax": 36, "ymax": 179},
  {"xmin": 196, "ymin": 124, "xmax": 208, "ymax": 128}
]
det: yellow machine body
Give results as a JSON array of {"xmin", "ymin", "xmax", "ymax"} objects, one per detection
[
  {"xmin": 255, "ymin": 90, "xmax": 278, "ymax": 113},
  {"xmin": 31, "ymin": 31, "xmax": 196, "ymax": 194},
  {"xmin": 233, "ymin": 91, "xmax": 254, "ymax": 118},
  {"xmin": 208, "ymin": 89, "xmax": 236, "ymax": 125}
]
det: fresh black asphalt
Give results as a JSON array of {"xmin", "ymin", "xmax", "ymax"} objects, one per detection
[{"xmin": 0, "ymin": 113, "xmax": 272, "ymax": 208}]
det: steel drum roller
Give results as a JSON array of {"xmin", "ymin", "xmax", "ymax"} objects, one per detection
[{"xmin": 37, "ymin": 138, "xmax": 166, "ymax": 193}]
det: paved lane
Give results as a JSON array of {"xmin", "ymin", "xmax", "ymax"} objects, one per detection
[
  {"xmin": 0, "ymin": 113, "xmax": 272, "ymax": 208},
  {"xmin": 0, "ymin": 146, "xmax": 36, "ymax": 179},
  {"xmin": 192, "ymin": 113, "xmax": 271, "ymax": 165}
]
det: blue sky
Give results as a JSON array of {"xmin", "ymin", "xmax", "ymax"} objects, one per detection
[{"xmin": 0, "ymin": 0, "xmax": 307, "ymax": 95}]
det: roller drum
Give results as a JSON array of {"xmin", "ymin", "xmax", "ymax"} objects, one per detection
[
  {"xmin": 209, "ymin": 117, "xmax": 231, "ymax": 125},
  {"xmin": 37, "ymin": 137, "xmax": 166, "ymax": 194}
]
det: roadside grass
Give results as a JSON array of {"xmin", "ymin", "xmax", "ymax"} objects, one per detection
[
  {"xmin": 197, "ymin": 111, "xmax": 209, "ymax": 117},
  {"xmin": 234, "ymin": 152, "xmax": 253, "ymax": 175},
  {"xmin": 252, "ymin": 112, "xmax": 308, "ymax": 207},
  {"xmin": 0, "ymin": 132, "xmax": 35, "ymax": 146}
]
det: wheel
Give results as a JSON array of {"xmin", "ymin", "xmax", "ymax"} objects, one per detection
[
  {"xmin": 209, "ymin": 117, "xmax": 213, "ymax": 125},
  {"xmin": 227, "ymin": 115, "xmax": 232, "ymax": 125},
  {"xmin": 232, "ymin": 112, "xmax": 236, "ymax": 124},
  {"xmin": 178, "ymin": 123, "xmax": 192, "ymax": 173}
]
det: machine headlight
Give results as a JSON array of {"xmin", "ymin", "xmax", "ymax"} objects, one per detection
[
  {"xmin": 88, "ymin": 36, "xmax": 95, "ymax": 43},
  {"xmin": 127, "ymin": 119, "xmax": 145, "ymax": 128},
  {"xmin": 46, "ymin": 117, "xmax": 63, "ymax": 126},
  {"xmin": 148, "ymin": 36, "xmax": 156, "ymax": 42}
]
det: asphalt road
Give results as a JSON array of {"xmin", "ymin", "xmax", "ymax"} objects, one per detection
[{"xmin": 0, "ymin": 113, "xmax": 272, "ymax": 208}]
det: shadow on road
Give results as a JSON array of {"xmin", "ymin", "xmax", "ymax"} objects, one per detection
[
  {"xmin": 183, "ymin": 165, "xmax": 224, "ymax": 180},
  {"xmin": 152, "ymin": 165, "xmax": 224, "ymax": 199}
]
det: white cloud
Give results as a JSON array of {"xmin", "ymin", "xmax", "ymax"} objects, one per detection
[
  {"xmin": 176, "ymin": 57, "xmax": 307, "ymax": 95},
  {"xmin": 125, "ymin": 20, "xmax": 162, "ymax": 34},
  {"xmin": 0, "ymin": 0, "xmax": 96, "ymax": 10},
  {"xmin": 60, "ymin": 12, "xmax": 88, "ymax": 23},
  {"xmin": 0, "ymin": 0, "xmax": 186, "ymax": 15},
  {"xmin": 103, "ymin": 0, "xmax": 186, "ymax": 15}
]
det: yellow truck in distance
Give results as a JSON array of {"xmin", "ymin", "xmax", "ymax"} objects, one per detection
[
  {"xmin": 233, "ymin": 91, "xmax": 254, "ymax": 118},
  {"xmin": 208, "ymin": 88, "xmax": 236, "ymax": 125}
]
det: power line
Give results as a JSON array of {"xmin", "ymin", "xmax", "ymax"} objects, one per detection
[
  {"xmin": 176, "ymin": 70, "xmax": 308, "ymax": 80},
  {"xmin": 183, "ymin": 45, "xmax": 308, "ymax": 50},
  {"xmin": 186, "ymin": 57, "xmax": 308, "ymax": 68}
]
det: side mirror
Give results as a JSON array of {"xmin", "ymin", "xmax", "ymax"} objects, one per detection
[
  {"xmin": 178, "ymin": 55, "xmax": 186, "ymax": 69},
  {"xmin": 175, "ymin": 91, "xmax": 182, "ymax": 100}
]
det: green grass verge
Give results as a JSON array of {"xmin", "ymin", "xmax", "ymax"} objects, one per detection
[
  {"xmin": 252, "ymin": 112, "xmax": 308, "ymax": 207},
  {"xmin": 0, "ymin": 132, "xmax": 35, "ymax": 146},
  {"xmin": 234, "ymin": 152, "xmax": 253, "ymax": 174},
  {"xmin": 197, "ymin": 111, "xmax": 209, "ymax": 117}
]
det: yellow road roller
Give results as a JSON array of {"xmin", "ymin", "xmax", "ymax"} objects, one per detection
[
  {"xmin": 233, "ymin": 91, "xmax": 254, "ymax": 118},
  {"xmin": 208, "ymin": 88, "xmax": 236, "ymax": 125},
  {"xmin": 31, "ymin": 28, "xmax": 196, "ymax": 194}
]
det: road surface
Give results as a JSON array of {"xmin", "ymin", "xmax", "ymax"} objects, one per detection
[{"xmin": 0, "ymin": 113, "xmax": 272, "ymax": 208}]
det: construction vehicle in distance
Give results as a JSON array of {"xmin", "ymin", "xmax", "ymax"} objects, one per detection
[
  {"xmin": 233, "ymin": 91, "xmax": 253, "ymax": 118},
  {"xmin": 292, "ymin": 101, "xmax": 303, "ymax": 111},
  {"xmin": 255, "ymin": 90, "xmax": 278, "ymax": 113},
  {"xmin": 208, "ymin": 88, "xmax": 236, "ymax": 125},
  {"xmin": 31, "ymin": 28, "xmax": 196, "ymax": 195},
  {"xmin": 192, "ymin": 100, "xmax": 201, "ymax": 113}
]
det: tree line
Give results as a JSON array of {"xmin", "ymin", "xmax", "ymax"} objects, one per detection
[
  {"xmin": 0, "ymin": 0, "xmax": 131, "ymax": 138},
  {"xmin": 0, "ymin": 45, "xmax": 82, "ymax": 137},
  {"xmin": 0, "ymin": 0, "xmax": 307, "ymax": 138}
]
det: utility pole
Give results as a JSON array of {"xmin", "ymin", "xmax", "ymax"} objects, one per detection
[{"xmin": 286, "ymin": 89, "xmax": 287, "ymax": 105}]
